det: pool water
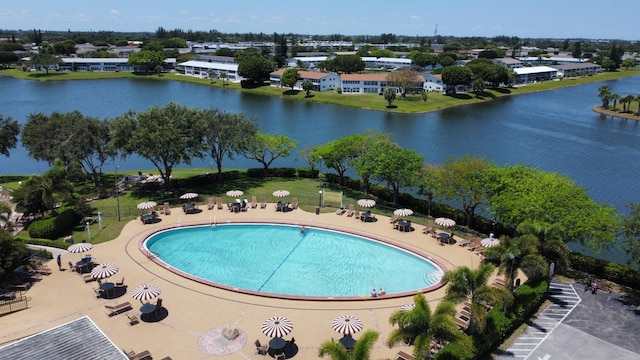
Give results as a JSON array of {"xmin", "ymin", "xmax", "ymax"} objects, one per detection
[{"xmin": 145, "ymin": 224, "xmax": 444, "ymax": 298}]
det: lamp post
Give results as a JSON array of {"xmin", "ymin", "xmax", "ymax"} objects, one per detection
[
  {"xmin": 318, "ymin": 190, "xmax": 323, "ymax": 208},
  {"xmin": 115, "ymin": 166, "xmax": 121, "ymax": 221},
  {"xmin": 504, "ymin": 252, "xmax": 516, "ymax": 315},
  {"xmin": 318, "ymin": 156, "xmax": 323, "ymax": 207}
]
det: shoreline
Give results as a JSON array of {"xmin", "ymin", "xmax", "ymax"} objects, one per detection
[{"xmin": 592, "ymin": 106, "xmax": 640, "ymax": 120}]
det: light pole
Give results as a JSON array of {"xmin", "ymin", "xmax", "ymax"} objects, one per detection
[
  {"xmin": 318, "ymin": 156, "xmax": 323, "ymax": 207},
  {"xmin": 115, "ymin": 166, "xmax": 121, "ymax": 221},
  {"xmin": 504, "ymin": 252, "xmax": 516, "ymax": 315}
]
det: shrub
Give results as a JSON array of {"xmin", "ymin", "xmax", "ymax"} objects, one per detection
[
  {"xmin": 27, "ymin": 208, "xmax": 82, "ymax": 240},
  {"xmin": 567, "ymin": 253, "xmax": 640, "ymax": 290}
]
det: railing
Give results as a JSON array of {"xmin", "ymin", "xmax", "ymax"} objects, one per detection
[{"xmin": 0, "ymin": 295, "xmax": 30, "ymax": 316}]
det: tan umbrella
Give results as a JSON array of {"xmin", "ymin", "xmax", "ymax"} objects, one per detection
[
  {"xmin": 67, "ymin": 243, "xmax": 93, "ymax": 253},
  {"xmin": 137, "ymin": 201, "xmax": 157, "ymax": 210},
  {"xmin": 180, "ymin": 193, "xmax": 198, "ymax": 200},
  {"xmin": 435, "ymin": 217, "xmax": 456, "ymax": 227}
]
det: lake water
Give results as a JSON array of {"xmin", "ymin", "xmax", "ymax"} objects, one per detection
[{"xmin": 1, "ymin": 74, "xmax": 639, "ymax": 263}]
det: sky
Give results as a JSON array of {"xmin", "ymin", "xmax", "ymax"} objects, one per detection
[{"xmin": 1, "ymin": 0, "xmax": 638, "ymax": 41}]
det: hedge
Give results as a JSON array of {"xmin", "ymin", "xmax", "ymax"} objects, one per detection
[
  {"xmin": 565, "ymin": 252, "xmax": 640, "ymax": 290},
  {"xmin": 27, "ymin": 208, "xmax": 82, "ymax": 240}
]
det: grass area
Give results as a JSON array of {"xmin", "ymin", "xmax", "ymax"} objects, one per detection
[{"xmin": 2, "ymin": 67, "xmax": 639, "ymax": 114}]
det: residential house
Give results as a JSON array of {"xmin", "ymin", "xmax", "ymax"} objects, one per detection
[
  {"xmin": 550, "ymin": 63, "xmax": 602, "ymax": 78},
  {"xmin": 493, "ymin": 57, "xmax": 524, "ymax": 69},
  {"xmin": 176, "ymin": 60, "xmax": 243, "ymax": 82},
  {"xmin": 513, "ymin": 66, "xmax": 558, "ymax": 84},
  {"xmin": 269, "ymin": 69, "xmax": 340, "ymax": 92},
  {"xmin": 340, "ymin": 73, "xmax": 425, "ymax": 94},
  {"xmin": 423, "ymin": 74, "xmax": 445, "ymax": 92}
]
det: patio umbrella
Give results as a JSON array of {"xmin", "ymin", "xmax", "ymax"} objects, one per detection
[
  {"xmin": 131, "ymin": 284, "xmax": 161, "ymax": 302},
  {"xmin": 400, "ymin": 303, "xmax": 416, "ymax": 312},
  {"xmin": 394, "ymin": 208, "xmax": 414, "ymax": 217},
  {"xmin": 272, "ymin": 190, "xmax": 290, "ymax": 198},
  {"xmin": 331, "ymin": 315, "xmax": 363, "ymax": 336},
  {"xmin": 90, "ymin": 263, "xmax": 119, "ymax": 280},
  {"xmin": 137, "ymin": 201, "xmax": 157, "ymax": 210},
  {"xmin": 435, "ymin": 217, "xmax": 456, "ymax": 227},
  {"xmin": 226, "ymin": 190, "xmax": 244, "ymax": 197},
  {"xmin": 67, "ymin": 242, "xmax": 93, "ymax": 253},
  {"xmin": 180, "ymin": 192, "xmax": 198, "ymax": 200},
  {"xmin": 481, "ymin": 237, "xmax": 500, "ymax": 248},
  {"xmin": 356, "ymin": 199, "xmax": 376, "ymax": 208},
  {"xmin": 261, "ymin": 316, "xmax": 293, "ymax": 338}
]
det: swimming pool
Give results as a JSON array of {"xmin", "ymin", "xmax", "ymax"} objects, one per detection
[{"xmin": 144, "ymin": 223, "xmax": 445, "ymax": 299}]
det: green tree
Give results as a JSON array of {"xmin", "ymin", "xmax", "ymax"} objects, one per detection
[
  {"xmin": 316, "ymin": 134, "xmax": 365, "ymax": 186},
  {"xmin": 368, "ymin": 140, "xmax": 424, "ymax": 206},
  {"xmin": 302, "ymin": 79, "xmax": 313, "ymax": 97},
  {"xmin": 441, "ymin": 66, "xmax": 473, "ymax": 94},
  {"xmin": 515, "ymin": 220, "xmax": 571, "ymax": 270},
  {"xmin": 483, "ymin": 234, "xmax": 549, "ymax": 289},
  {"xmin": 441, "ymin": 263, "xmax": 513, "ymax": 334},
  {"xmin": 239, "ymin": 133, "xmax": 297, "ymax": 177},
  {"xmin": 0, "ymin": 51, "xmax": 19, "ymax": 68},
  {"xmin": 621, "ymin": 58, "xmax": 636, "ymax": 70},
  {"xmin": 472, "ymin": 78, "xmax": 485, "ymax": 94},
  {"xmin": 571, "ymin": 41, "xmax": 582, "ymax": 60},
  {"xmin": 621, "ymin": 204, "xmax": 640, "ymax": 270},
  {"xmin": 128, "ymin": 50, "xmax": 166, "ymax": 73},
  {"xmin": 199, "ymin": 108, "xmax": 258, "ymax": 180},
  {"xmin": 420, "ymin": 89, "xmax": 428, "ymax": 102},
  {"xmin": 280, "ymin": 68, "xmax": 300, "ymax": 90},
  {"xmin": 598, "ymin": 84, "xmax": 612, "ymax": 108},
  {"xmin": 22, "ymin": 111, "xmax": 114, "ymax": 187},
  {"xmin": 438, "ymin": 155, "xmax": 493, "ymax": 228},
  {"xmin": 370, "ymin": 49, "xmax": 396, "ymax": 58},
  {"xmin": 387, "ymin": 68, "xmax": 421, "ymax": 97},
  {"xmin": 110, "ymin": 102, "xmax": 205, "ymax": 190},
  {"xmin": 0, "ymin": 229, "xmax": 28, "ymax": 278},
  {"xmin": 601, "ymin": 59, "xmax": 617, "ymax": 72},
  {"xmin": 53, "ymin": 40, "xmax": 77, "ymax": 56},
  {"xmin": 486, "ymin": 164, "xmax": 619, "ymax": 252},
  {"xmin": 610, "ymin": 92, "xmax": 621, "ymax": 110},
  {"xmin": 0, "ymin": 115, "xmax": 19, "ymax": 157},
  {"xmin": 0, "ymin": 202, "xmax": 12, "ymax": 231},
  {"xmin": 383, "ymin": 88, "xmax": 396, "ymax": 107},
  {"xmin": 418, "ymin": 164, "xmax": 440, "ymax": 217},
  {"xmin": 387, "ymin": 293, "xmax": 460, "ymax": 359},
  {"xmin": 350, "ymin": 131, "xmax": 392, "ymax": 195},
  {"xmin": 318, "ymin": 329, "xmax": 379, "ymax": 360},
  {"xmin": 237, "ymin": 56, "xmax": 276, "ymax": 84},
  {"xmin": 323, "ymin": 55, "xmax": 365, "ymax": 74},
  {"xmin": 28, "ymin": 52, "xmax": 60, "ymax": 74}
]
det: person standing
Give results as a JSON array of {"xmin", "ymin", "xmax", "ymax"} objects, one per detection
[{"xmin": 56, "ymin": 254, "xmax": 62, "ymax": 270}]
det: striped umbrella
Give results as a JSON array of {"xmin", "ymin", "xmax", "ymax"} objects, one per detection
[
  {"xmin": 394, "ymin": 208, "xmax": 414, "ymax": 217},
  {"xmin": 331, "ymin": 315, "xmax": 363, "ymax": 335},
  {"xmin": 261, "ymin": 316, "xmax": 293, "ymax": 338},
  {"xmin": 356, "ymin": 199, "xmax": 376, "ymax": 208},
  {"xmin": 180, "ymin": 192, "xmax": 198, "ymax": 200},
  {"xmin": 90, "ymin": 263, "xmax": 119, "ymax": 280},
  {"xmin": 137, "ymin": 201, "xmax": 157, "ymax": 210},
  {"xmin": 272, "ymin": 190, "xmax": 290, "ymax": 198},
  {"xmin": 481, "ymin": 237, "xmax": 501, "ymax": 248},
  {"xmin": 435, "ymin": 217, "xmax": 456, "ymax": 227},
  {"xmin": 67, "ymin": 243, "xmax": 93, "ymax": 253},
  {"xmin": 400, "ymin": 304, "xmax": 416, "ymax": 312},
  {"xmin": 226, "ymin": 190, "xmax": 244, "ymax": 197},
  {"xmin": 131, "ymin": 284, "xmax": 161, "ymax": 302}
]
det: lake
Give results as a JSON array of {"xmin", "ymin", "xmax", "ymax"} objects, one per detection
[{"xmin": 1, "ymin": 74, "xmax": 639, "ymax": 263}]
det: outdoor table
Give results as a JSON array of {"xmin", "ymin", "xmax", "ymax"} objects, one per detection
[
  {"xmin": 99, "ymin": 282, "xmax": 115, "ymax": 298},
  {"xmin": 230, "ymin": 202, "xmax": 241, "ymax": 213},
  {"xmin": 339, "ymin": 336, "xmax": 356, "ymax": 349},
  {"xmin": 438, "ymin": 233, "xmax": 450, "ymax": 244},
  {"xmin": 396, "ymin": 220, "xmax": 410, "ymax": 232},
  {"xmin": 276, "ymin": 202, "xmax": 287, "ymax": 212},
  {"xmin": 140, "ymin": 303, "xmax": 157, "ymax": 320},
  {"xmin": 75, "ymin": 260, "xmax": 90, "ymax": 273},
  {"xmin": 360, "ymin": 212, "xmax": 372, "ymax": 222},
  {"xmin": 269, "ymin": 337, "xmax": 287, "ymax": 350}
]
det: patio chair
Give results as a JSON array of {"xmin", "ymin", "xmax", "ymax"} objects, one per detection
[
  {"xmin": 290, "ymin": 197, "xmax": 298, "ymax": 210},
  {"xmin": 274, "ymin": 353, "xmax": 286, "ymax": 360},
  {"xmin": 255, "ymin": 339, "xmax": 269, "ymax": 355},
  {"xmin": 162, "ymin": 202, "xmax": 171, "ymax": 215},
  {"xmin": 116, "ymin": 277, "xmax": 125, "ymax": 287},
  {"xmin": 389, "ymin": 214, "xmax": 399, "ymax": 224},
  {"xmin": 104, "ymin": 301, "xmax": 133, "ymax": 317},
  {"xmin": 93, "ymin": 287, "xmax": 104, "ymax": 299},
  {"xmin": 82, "ymin": 274, "xmax": 96, "ymax": 283},
  {"xmin": 251, "ymin": 196, "xmax": 258, "ymax": 208},
  {"xmin": 216, "ymin": 197, "xmax": 223, "ymax": 210},
  {"xmin": 128, "ymin": 350, "xmax": 152, "ymax": 360},
  {"xmin": 126, "ymin": 312, "xmax": 140, "ymax": 326},
  {"xmin": 396, "ymin": 350, "xmax": 415, "ymax": 360},
  {"xmin": 422, "ymin": 226, "xmax": 437, "ymax": 237},
  {"xmin": 345, "ymin": 204, "xmax": 355, "ymax": 217},
  {"xmin": 354, "ymin": 210, "xmax": 360, "ymax": 220},
  {"xmin": 207, "ymin": 197, "xmax": 215, "ymax": 210},
  {"xmin": 260, "ymin": 196, "xmax": 267, "ymax": 209}
]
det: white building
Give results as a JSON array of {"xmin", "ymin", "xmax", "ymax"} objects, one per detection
[
  {"xmin": 58, "ymin": 58, "xmax": 134, "ymax": 72},
  {"xmin": 361, "ymin": 57, "xmax": 412, "ymax": 69},
  {"xmin": 340, "ymin": 73, "xmax": 425, "ymax": 94},
  {"xmin": 270, "ymin": 69, "xmax": 340, "ymax": 92},
  {"xmin": 423, "ymin": 74, "xmax": 444, "ymax": 92},
  {"xmin": 176, "ymin": 60, "xmax": 243, "ymax": 82},
  {"xmin": 550, "ymin": 63, "xmax": 602, "ymax": 77},
  {"xmin": 287, "ymin": 56, "xmax": 329, "ymax": 69},
  {"xmin": 513, "ymin": 66, "xmax": 558, "ymax": 84}
]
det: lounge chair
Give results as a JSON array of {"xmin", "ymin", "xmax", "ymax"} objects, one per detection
[
  {"xmin": 345, "ymin": 204, "xmax": 355, "ymax": 217},
  {"xmin": 388, "ymin": 214, "xmax": 399, "ymax": 224},
  {"xmin": 82, "ymin": 274, "xmax": 96, "ymax": 283},
  {"xmin": 396, "ymin": 350, "xmax": 415, "ymax": 360},
  {"xmin": 93, "ymin": 287, "xmax": 104, "ymax": 299},
  {"xmin": 127, "ymin": 350, "xmax": 152, "ymax": 360},
  {"xmin": 251, "ymin": 196, "xmax": 258, "ymax": 208},
  {"xmin": 260, "ymin": 196, "xmax": 267, "ymax": 209},
  {"xmin": 290, "ymin": 197, "xmax": 298, "ymax": 210},
  {"xmin": 354, "ymin": 210, "xmax": 360, "ymax": 220},
  {"xmin": 274, "ymin": 353, "xmax": 286, "ymax": 360},
  {"xmin": 163, "ymin": 202, "xmax": 171, "ymax": 215},
  {"xmin": 105, "ymin": 301, "xmax": 133, "ymax": 317},
  {"xmin": 126, "ymin": 312, "xmax": 140, "ymax": 326},
  {"xmin": 33, "ymin": 266, "xmax": 52, "ymax": 275},
  {"xmin": 422, "ymin": 226, "xmax": 437, "ymax": 237},
  {"xmin": 336, "ymin": 207, "xmax": 346, "ymax": 215},
  {"xmin": 207, "ymin": 197, "xmax": 215, "ymax": 210},
  {"xmin": 255, "ymin": 339, "xmax": 269, "ymax": 355},
  {"xmin": 216, "ymin": 197, "xmax": 223, "ymax": 210}
]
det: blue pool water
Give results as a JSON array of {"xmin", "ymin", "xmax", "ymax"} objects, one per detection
[{"xmin": 145, "ymin": 224, "xmax": 444, "ymax": 298}]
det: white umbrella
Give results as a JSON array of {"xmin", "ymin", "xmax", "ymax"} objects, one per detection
[
  {"xmin": 272, "ymin": 190, "xmax": 290, "ymax": 198},
  {"xmin": 226, "ymin": 190, "xmax": 244, "ymax": 197},
  {"xmin": 67, "ymin": 243, "xmax": 93, "ymax": 253},
  {"xmin": 481, "ymin": 237, "xmax": 501, "ymax": 248},
  {"xmin": 394, "ymin": 208, "xmax": 414, "ymax": 217},
  {"xmin": 357, "ymin": 199, "xmax": 376, "ymax": 208},
  {"xmin": 331, "ymin": 315, "xmax": 363, "ymax": 336},
  {"xmin": 400, "ymin": 304, "xmax": 416, "ymax": 312},
  {"xmin": 180, "ymin": 192, "xmax": 198, "ymax": 200},
  {"xmin": 435, "ymin": 217, "xmax": 456, "ymax": 227},
  {"xmin": 261, "ymin": 316, "xmax": 293, "ymax": 338},
  {"xmin": 131, "ymin": 284, "xmax": 161, "ymax": 302},
  {"xmin": 90, "ymin": 263, "xmax": 119, "ymax": 280},
  {"xmin": 137, "ymin": 201, "xmax": 157, "ymax": 210}
]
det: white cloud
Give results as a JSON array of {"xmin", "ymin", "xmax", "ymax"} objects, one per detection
[{"xmin": 110, "ymin": 9, "xmax": 119, "ymax": 15}]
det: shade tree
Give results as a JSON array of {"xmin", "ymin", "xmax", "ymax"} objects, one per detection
[
  {"xmin": 280, "ymin": 68, "xmax": 300, "ymax": 90},
  {"xmin": 0, "ymin": 115, "xmax": 19, "ymax": 157},
  {"xmin": 386, "ymin": 68, "xmax": 422, "ymax": 97},
  {"xmin": 239, "ymin": 133, "xmax": 297, "ymax": 177}
]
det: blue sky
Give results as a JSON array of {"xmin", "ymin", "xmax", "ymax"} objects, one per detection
[{"xmin": 2, "ymin": 0, "xmax": 638, "ymax": 40}]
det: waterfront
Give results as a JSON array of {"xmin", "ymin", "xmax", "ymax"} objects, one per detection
[{"xmin": 1, "ymin": 74, "xmax": 639, "ymax": 262}]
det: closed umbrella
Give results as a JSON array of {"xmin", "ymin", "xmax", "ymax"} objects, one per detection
[
  {"xmin": 90, "ymin": 263, "xmax": 119, "ymax": 280},
  {"xmin": 357, "ymin": 199, "xmax": 376, "ymax": 208},
  {"xmin": 180, "ymin": 192, "xmax": 198, "ymax": 200},
  {"xmin": 435, "ymin": 217, "xmax": 456, "ymax": 227},
  {"xmin": 272, "ymin": 190, "xmax": 290, "ymax": 198},
  {"xmin": 331, "ymin": 315, "xmax": 363, "ymax": 336},
  {"xmin": 137, "ymin": 201, "xmax": 157, "ymax": 210},
  {"xmin": 394, "ymin": 208, "xmax": 413, "ymax": 217},
  {"xmin": 261, "ymin": 316, "xmax": 293, "ymax": 338},
  {"xmin": 131, "ymin": 284, "xmax": 161, "ymax": 302},
  {"xmin": 481, "ymin": 237, "xmax": 500, "ymax": 247},
  {"xmin": 67, "ymin": 243, "xmax": 93, "ymax": 253},
  {"xmin": 226, "ymin": 190, "xmax": 244, "ymax": 197}
]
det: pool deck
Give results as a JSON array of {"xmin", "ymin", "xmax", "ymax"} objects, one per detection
[{"xmin": 0, "ymin": 205, "xmax": 485, "ymax": 359}]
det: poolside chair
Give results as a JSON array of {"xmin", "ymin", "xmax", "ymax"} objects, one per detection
[
  {"xmin": 207, "ymin": 197, "xmax": 215, "ymax": 210},
  {"xmin": 216, "ymin": 197, "xmax": 223, "ymax": 210},
  {"xmin": 389, "ymin": 214, "xmax": 399, "ymax": 224},
  {"xmin": 354, "ymin": 209, "xmax": 360, "ymax": 220},
  {"xmin": 345, "ymin": 204, "xmax": 355, "ymax": 217},
  {"xmin": 255, "ymin": 339, "xmax": 269, "ymax": 355},
  {"xmin": 290, "ymin": 197, "xmax": 298, "ymax": 210},
  {"xmin": 116, "ymin": 277, "xmax": 125, "ymax": 287},
  {"xmin": 126, "ymin": 312, "xmax": 140, "ymax": 326},
  {"xmin": 274, "ymin": 353, "xmax": 286, "ymax": 360},
  {"xmin": 251, "ymin": 196, "xmax": 258, "ymax": 208},
  {"xmin": 163, "ymin": 202, "xmax": 171, "ymax": 215},
  {"xmin": 260, "ymin": 196, "xmax": 267, "ymax": 209},
  {"xmin": 93, "ymin": 287, "xmax": 104, "ymax": 299},
  {"xmin": 82, "ymin": 274, "xmax": 96, "ymax": 283},
  {"xmin": 422, "ymin": 226, "xmax": 437, "ymax": 237},
  {"xmin": 128, "ymin": 350, "xmax": 152, "ymax": 360},
  {"xmin": 105, "ymin": 301, "xmax": 133, "ymax": 317},
  {"xmin": 396, "ymin": 350, "xmax": 415, "ymax": 360}
]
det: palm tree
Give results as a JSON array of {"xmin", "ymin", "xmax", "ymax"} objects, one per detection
[
  {"xmin": 636, "ymin": 95, "xmax": 640, "ymax": 116},
  {"xmin": 516, "ymin": 220, "xmax": 571, "ymax": 270},
  {"xmin": 598, "ymin": 84, "xmax": 611, "ymax": 108},
  {"xmin": 0, "ymin": 202, "xmax": 12, "ymax": 231},
  {"xmin": 387, "ymin": 293, "xmax": 460, "ymax": 359},
  {"xmin": 441, "ymin": 263, "xmax": 513, "ymax": 334},
  {"xmin": 318, "ymin": 329, "xmax": 379, "ymax": 360},
  {"xmin": 483, "ymin": 234, "xmax": 549, "ymax": 289},
  {"xmin": 610, "ymin": 92, "xmax": 621, "ymax": 111}
]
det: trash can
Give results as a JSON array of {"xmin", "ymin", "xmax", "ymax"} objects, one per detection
[{"xmin": 315, "ymin": 206, "xmax": 320, "ymax": 215}]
